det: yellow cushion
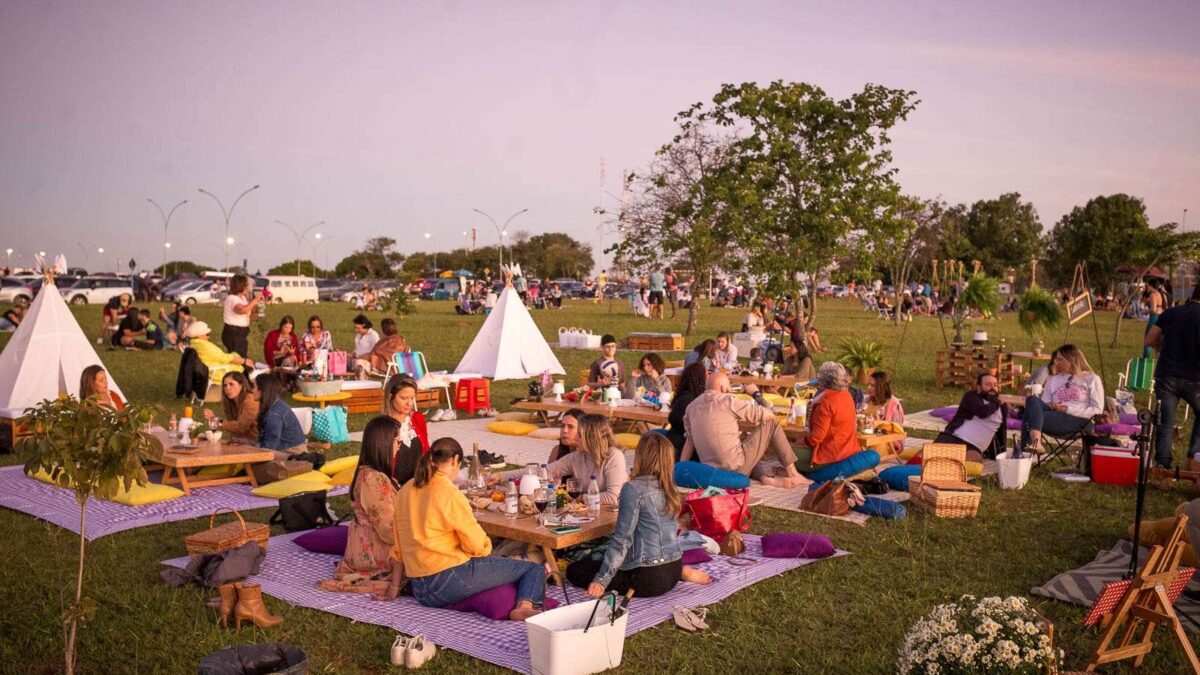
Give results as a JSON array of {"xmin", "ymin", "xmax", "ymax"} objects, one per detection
[
  {"xmin": 320, "ymin": 455, "xmax": 359, "ymax": 477},
  {"xmin": 291, "ymin": 470, "xmax": 332, "ymax": 485},
  {"xmin": 27, "ymin": 467, "xmax": 73, "ymax": 488},
  {"xmin": 899, "ymin": 446, "xmax": 922, "ymax": 460},
  {"xmin": 614, "ymin": 433, "xmax": 641, "ymax": 450},
  {"xmin": 197, "ymin": 464, "xmax": 243, "ymax": 478},
  {"xmin": 108, "ymin": 482, "xmax": 186, "ymax": 505},
  {"xmin": 331, "ymin": 467, "xmax": 356, "ymax": 486},
  {"xmin": 965, "ymin": 461, "xmax": 983, "ymax": 477},
  {"xmin": 527, "ymin": 426, "xmax": 562, "ymax": 440},
  {"xmin": 486, "ymin": 421, "xmax": 539, "ymax": 436},
  {"xmin": 495, "ymin": 411, "xmax": 535, "ymax": 423},
  {"xmin": 251, "ymin": 477, "xmax": 331, "ymax": 498},
  {"xmin": 761, "ymin": 393, "xmax": 787, "ymax": 407}
]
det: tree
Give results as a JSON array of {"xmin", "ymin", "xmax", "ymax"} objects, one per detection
[
  {"xmin": 605, "ymin": 122, "xmax": 743, "ymax": 335},
  {"xmin": 960, "ymin": 193, "xmax": 1044, "ymax": 275},
  {"xmin": 686, "ymin": 81, "xmax": 920, "ymax": 318},
  {"xmin": 516, "ymin": 233, "xmax": 594, "ymax": 280},
  {"xmin": 334, "ymin": 237, "xmax": 405, "ymax": 279},
  {"xmin": 266, "ymin": 259, "xmax": 327, "ymax": 277},
  {"xmin": 154, "ymin": 260, "xmax": 206, "ymax": 276},
  {"xmin": 1044, "ymin": 194, "xmax": 1173, "ymax": 291},
  {"xmin": 19, "ymin": 397, "xmax": 157, "ymax": 675},
  {"xmin": 867, "ymin": 195, "xmax": 944, "ymax": 324}
]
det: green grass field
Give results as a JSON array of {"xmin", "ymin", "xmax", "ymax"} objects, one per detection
[{"xmin": 1, "ymin": 296, "xmax": 1195, "ymax": 674}]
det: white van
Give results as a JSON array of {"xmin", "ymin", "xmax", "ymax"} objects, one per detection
[{"xmin": 265, "ymin": 275, "xmax": 319, "ymax": 304}]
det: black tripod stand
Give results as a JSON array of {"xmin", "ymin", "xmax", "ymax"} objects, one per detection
[{"xmin": 1127, "ymin": 405, "xmax": 1158, "ymax": 579}]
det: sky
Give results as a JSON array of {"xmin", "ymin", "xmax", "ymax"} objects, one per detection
[{"xmin": 0, "ymin": 0, "xmax": 1197, "ymax": 275}]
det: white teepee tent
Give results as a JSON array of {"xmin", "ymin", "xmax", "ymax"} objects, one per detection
[
  {"xmin": 454, "ymin": 282, "xmax": 565, "ymax": 381},
  {"xmin": 0, "ymin": 277, "xmax": 124, "ymax": 416}
]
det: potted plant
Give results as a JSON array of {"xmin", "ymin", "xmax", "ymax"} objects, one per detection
[
  {"xmin": 951, "ymin": 273, "xmax": 1002, "ymax": 349},
  {"xmin": 898, "ymin": 595, "xmax": 1061, "ymax": 675},
  {"xmin": 18, "ymin": 396, "xmax": 158, "ymax": 675},
  {"xmin": 835, "ymin": 337, "xmax": 885, "ymax": 385},
  {"xmin": 1017, "ymin": 286, "xmax": 1064, "ymax": 357}
]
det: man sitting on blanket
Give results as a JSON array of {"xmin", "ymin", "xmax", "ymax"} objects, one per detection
[
  {"xmin": 681, "ymin": 371, "xmax": 809, "ymax": 488},
  {"xmin": 934, "ymin": 372, "xmax": 1008, "ymax": 462}
]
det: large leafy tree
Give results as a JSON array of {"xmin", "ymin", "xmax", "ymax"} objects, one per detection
[
  {"xmin": 867, "ymin": 195, "xmax": 944, "ymax": 323},
  {"xmin": 684, "ymin": 81, "xmax": 919, "ymax": 317},
  {"xmin": 512, "ymin": 233, "xmax": 594, "ymax": 279},
  {"xmin": 1044, "ymin": 194, "xmax": 1179, "ymax": 291},
  {"xmin": 960, "ymin": 193, "xmax": 1044, "ymax": 275},
  {"xmin": 606, "ymin": 122, "xmax": 743, "ymax": 335},
  {"xmin": 334, "ymin": 237, "xmax": 405, "ymax": 279},
  {"xmin": 266, "ymin": 259, "xmax": 327, "ymax": 277},
  {"xmin": 153, "ymin": 260, "xmax": 206, "ymax": 276}
]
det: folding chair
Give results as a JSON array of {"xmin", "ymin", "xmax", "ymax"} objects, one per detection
[
  {"xmin": 386, "ymin": 351, "xmax": 451, "ymax": 408},
  {"xmin": 1117, "ymin": 356, "xmax": 1189, "ymax": 423},
  {"xmin": 1035, "ymin": 423, "xmax": 1093, "ymax": 468}
]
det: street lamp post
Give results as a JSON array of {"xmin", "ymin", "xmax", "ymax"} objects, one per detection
[
  {"xmin": 472, "ymin": 208, "xmax": 528, "ymax": 269},
  {"xmin": 276, "ymin": 220, "xmax": 325, "ymax": 275},
  {"xmin": 148, "ymin": 198, "xmax": 187, "ymax": 274},
  {"xmin": 311, "ymin": 233, "xmax": 332, "ymax": 278},
  {"xmin": 198, "ymin": 184, "xmax": 260, "ymax": 271},
  {"xmin": 424, "ymin": 232, "xmax": 439, "ymax": 274}
]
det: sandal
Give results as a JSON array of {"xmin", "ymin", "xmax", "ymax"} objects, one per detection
[{"xmin": 672, "ymin": 606, "xmax": 710, "ymax": 632}]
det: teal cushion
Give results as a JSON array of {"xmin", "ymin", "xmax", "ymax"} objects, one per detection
[
  {"xmin": 673, "ymin": 461, "xmax": 751, "ymax": 490},
  {"xmin": 804, "ymin": 450, "xmax": 880, "ymax": 482}
]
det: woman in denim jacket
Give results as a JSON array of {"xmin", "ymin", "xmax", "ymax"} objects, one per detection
[{"xmin": 567, "ymin": 433, "xmax": 712, "ymax": 598}]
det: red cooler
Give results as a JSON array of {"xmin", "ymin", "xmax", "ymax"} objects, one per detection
[{"xmin": 1090, "ymin": 446, "xmax": 1139, "ymax": 485}]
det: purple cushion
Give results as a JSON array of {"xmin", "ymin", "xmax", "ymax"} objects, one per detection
[
  {"xmin": 444, "ymin": 583, "xmax": 561, "ymax": 620},
  {"xmin": 1006, "ymin": 418, "xmax": 1023, "ymax": 430},
  {"xmin": 1095, "ymin": 423, "xmax": 1139, "ymax": 437},
  {"xmin": 1120, "ymin": 413, "xmax": 1139, "ymax": 425},
  {"xmin": 681, "ymin": 548, "xmax": 713, "ymax": 565},
  {"xmin": 294, "ymin": 525, "xmax": 348, "ymax": 555},
  {"xmin": 761, "ymin": 532, "xmax": 835, "ymax": 559},
  {"xmin": 930, "ymin": 407, "xmax": 957, "ymax": 422}
]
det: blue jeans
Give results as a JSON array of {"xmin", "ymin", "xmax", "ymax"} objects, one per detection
[
  {"xmin": 1154, "ymin": 376, "xmax": 1200, "ymax": 468},
  {"xmin": 1020, "ymin": 396, "xmax": 1089, "ymax": 450},
  {"xmin": 409, "ymin": 556, "xmax": 545, "ymax": 608}
]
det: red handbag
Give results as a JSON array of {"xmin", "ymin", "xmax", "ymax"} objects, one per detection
[{"xmin": 681, "ymin": 488, "xmax": 751, "ymax": 541}]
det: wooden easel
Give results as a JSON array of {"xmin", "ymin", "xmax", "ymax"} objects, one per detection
[
  {"xmin": 1085, "ymin": 515, "xmax": 1200, "ymax": 673},
  {"xmin": 1063, "ymin": 262, "xmax": 1108, "ymax": 385}
]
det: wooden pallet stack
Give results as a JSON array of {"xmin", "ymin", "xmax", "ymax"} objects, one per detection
[
  {"xmin": 624, "ymin": 333, "xmax": 685, "ymax": 351},
  {"xmin": 935, "ymin": 348, "xmax": 1017, "ymax": 389}
]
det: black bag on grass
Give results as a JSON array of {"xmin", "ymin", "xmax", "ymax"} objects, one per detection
[
  {"xmin": 199, "ymin": 643, "xmax": 307, "ymax": 675},
  {"xmin": 269, "ymin": 490, "xmax": 336, "ymax": 532}
]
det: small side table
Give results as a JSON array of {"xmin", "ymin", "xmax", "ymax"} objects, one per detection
[{"xmin": 293, "ymin": 391, "xmax": 353, "ymax": 408}]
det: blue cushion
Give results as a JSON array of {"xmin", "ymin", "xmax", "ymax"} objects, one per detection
[
  {"xmin": 878, "ymin": 465, "xmax": 922, "ymax": 491},
  {"xmin": 804, "ymin": 450, "xmax": 880, "ymax": 482},
  {"xmin": 853, "ymin": 496, "xmax": 907, "ymax": 520},
  {"xmin": 673, "ymin": 461, "xmax": 751, "ymax": 490}
]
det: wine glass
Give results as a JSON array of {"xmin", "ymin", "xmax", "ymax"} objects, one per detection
[{"xmin": 565, "ymin": 478, "xmax": 581, "ymax": 502}]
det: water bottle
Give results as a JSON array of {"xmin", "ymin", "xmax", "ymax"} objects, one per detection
[
  {"xmin": 544, "ymin": 484, "xmax": 557, "ymax": 516},
  {"xmin": 505, "ymin": 480, "xmax": 519, "ymax": 519},
  {"xmin": 538, "ymin": 463, "xmax": 549, "ymax": 487},
  {"xmin": 586, "ymin": 474, "xmax": 601, "ymax": 515},
  {"xmin": 168, "ymin": 413, "xmax": 177, "ymax": 432},
  {"xmin": 787, "ymin": 399, "xmax": 798, "ymax": 426}
]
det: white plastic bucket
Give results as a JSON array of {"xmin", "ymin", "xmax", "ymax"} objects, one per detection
[
  {"xmin": 997, "ymin": 451, "xmax": 1032, "ymax": 489},
  {"xmin": 525, "ymin": 598, "xmax": 628, "ymax": 675}
]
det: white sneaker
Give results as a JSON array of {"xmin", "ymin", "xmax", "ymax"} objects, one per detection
[
  {"xmin": 443, "ymin": 409, "xmax": 456, "ymax": 421},
  {"xmin": 431, "ymin": 409, "xmax": 446, "ymax": 422},
  {"xmin": 406, "ymin": 635, "xmax": 437, "ymax": 669},
  {"xmin": 390, "ymin": 634, "xmax": 411, "ymax": 666}
]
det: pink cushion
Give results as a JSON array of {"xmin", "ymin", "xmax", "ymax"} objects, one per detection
[
  {"xmin": 444, "ymin": 583, "xmax": 561, "ymax": 620},
  {"xmin": 294, "ymin": 525, "xmax": 348, "ymax": 555},
  {"xmin": 681, "ymin": 548, "xmax": 712, "ymax": 565},
  {"xmin": 761, "ymin": 532, "xmax": 835, "ymax": 559}
]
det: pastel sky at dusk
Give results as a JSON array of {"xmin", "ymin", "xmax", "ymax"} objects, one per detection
[{"xmin": 1, "ymin": 0, "xmax": 1197, "ymax": 274}]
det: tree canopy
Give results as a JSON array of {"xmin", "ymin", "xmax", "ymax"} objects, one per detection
[
  {"xmin": 334, "ymin": 237, "xmax": 405, "ymax": 279},
  {"xmin": 959, "ymin": 193, "xmax": 1043, "ymax": 275},
  {"xmin": 266, "ymin": 259, "xmax": 329, "ymax": 277}
]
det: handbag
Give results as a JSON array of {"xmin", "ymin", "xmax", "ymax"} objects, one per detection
[
  {"xmin": 719, "ymin": 530, "xmax": 745, "ymax": 556},
  {"xmin": 311, "ymin": 406, "xmax": 350, "ymax": 444},
  {"xmin": 800, "ymin": 479, "xmax": 866, "ymax": 516},
  {"xmin": 328, "ymin": 350, "xmax": 349, "ymax": 376},
  {"xmin": 269, "ymin": 490, "xmax": 336, "ymax": 532},
  {"xmin": 681, "ymin": 488, "xmax": 751, "ymax": 542}
]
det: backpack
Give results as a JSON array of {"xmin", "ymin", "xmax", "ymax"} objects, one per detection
[{"xmin": 269, "ymin": 490, "xmax": 337, "ymax": 532}]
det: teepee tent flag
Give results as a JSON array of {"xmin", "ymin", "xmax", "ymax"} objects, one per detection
[
  {"xmin": 454, "ymin": 275, "xmax": 565, "ymax": 381},
  {"xmin": 0, "ymin": 277, "xmax": 124, "ymax": 417}
]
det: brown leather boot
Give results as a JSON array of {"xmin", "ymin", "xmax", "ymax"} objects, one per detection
[
  {"xmin": 233, "ymin": 582, "xmax": 283, "ymax": 629},
  {"xmin": 216, "ymin": 584, "xmax": 237, "ymax": 628}
]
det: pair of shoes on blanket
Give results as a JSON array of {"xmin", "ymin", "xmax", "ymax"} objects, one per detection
[{"xmin": 391, "ymin": 634, "xmax": 436, "ymax": 668}]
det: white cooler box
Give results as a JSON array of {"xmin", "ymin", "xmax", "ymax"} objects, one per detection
[
  {"xmin": 733, "ymin": 331, "xmax": 768, "ymax": 358},
  {"xmin": 525, "ymin": 597, "xmax": 628, "ymax": 675}
]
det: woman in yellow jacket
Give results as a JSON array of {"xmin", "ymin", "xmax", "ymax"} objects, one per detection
[{"xmin": 389, "ymin": 437, "xmax": 545, "ymax": 621}]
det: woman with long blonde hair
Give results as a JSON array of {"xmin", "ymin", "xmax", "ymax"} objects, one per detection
[
  {"xmin": 1020, "ymin": 343, "xmax": 1105, "ymax": 454},
  {"xmin": 500, "ymin": 413, "xmax": 628, "ymax": 504},
  {"xmin": 566, "ymin": 433, "xmax": 712, "ymax": 598}
]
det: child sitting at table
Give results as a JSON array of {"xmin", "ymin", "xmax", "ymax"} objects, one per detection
[{"xmin": 566, "ymin": 433, "xmax": 712, "ymax": 598}]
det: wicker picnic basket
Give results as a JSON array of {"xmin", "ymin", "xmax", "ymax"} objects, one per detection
[
  {"xmin": 908, "ymin": 443, "xmax": 982, "ymax": 518},
  {"xmin": 184, "ymin": 507, "xmax": 270, "ymax": 556}
]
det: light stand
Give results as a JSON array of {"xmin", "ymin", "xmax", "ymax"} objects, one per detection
[{"xmin": 1127, "ymin": 406, "xmax": 1157, "ymax": 579}]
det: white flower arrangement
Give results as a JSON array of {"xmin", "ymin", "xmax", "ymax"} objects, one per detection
[{"xmin": 898, "ymin": 595, "xmax": 1062, "ymax": 674}]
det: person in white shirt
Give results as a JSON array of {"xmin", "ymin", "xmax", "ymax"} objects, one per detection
[
  {"xmin": 221, "ymin": 274, "xmax": 262, "ymax": 361},
  {"xmin": 1020, "ymin": 344, "xmax": 1104, "ymax": 453},
  {"xmin": 714, "ymin": 332, "xmax": 739, "ymax": 371},
  {"xmin": 352, "ymin": 313, "xmax": 380, "ymax": 359}
]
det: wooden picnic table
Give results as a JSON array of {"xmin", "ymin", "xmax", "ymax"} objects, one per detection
[
  {"xmin": 665, "ymin": 370, "xmax": 801, "ymax": 392},
  {"xmin": 147, "ymin": 428, "xmax": 273, "ymax": 495},
  {"xmin": 513, "ymin": 400, "xmax": 668, "ymax": 432},
  {"xmin": 474, "ymin": 505, "xmax": 618, "ymax": 599}
]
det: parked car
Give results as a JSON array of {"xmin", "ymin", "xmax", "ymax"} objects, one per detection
[
  {"xmin": 59, "ymin": 276, "xmax": 134, "ymax": 305},
  {"xmin": 317, "ymin": 280, "xmax": 355, "ymax": 302},
  {"xmin": 420, "ymin": 278, "xmax": 461, "ymax": 300},
  {"xmin": 0, "ymin": 277, "xmax": 34, "ymax": 304},
  {"xmin": 176, "ymin": 281, "xmax": 222, "ymax": 305}
]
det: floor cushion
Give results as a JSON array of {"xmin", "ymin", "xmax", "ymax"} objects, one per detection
[
  {"xmin": 197, "ymin": 464, "xmax": 243, "ymax": 478},
  {"xmin": 251, "ymin": 477, "xmax": 331, "ymax": 499},
  {"xmin": 673, "ymin": 461, "xmax": 751, "ymax": 490},
  {"xmin": 527, "ymin": 427, "xmax": 561, "ymax": 441},
  {"xmin": 929, "ymin": 407, "xmax": 957, "ymax": 422},
  {"xmin": 108, "ymin": 482, "xmax": 186, "ymax": 506},
  {"xmin": 878, "ymin": 465, "xmax": 922, "ymax": 491},
  {"xmin": 761, "ymin": 532, "xmax": 835, "ymax": 559},
  {"xmin": 898, "ymin": 445, "xmax": 923, "ymax": 461},
  {"xmin": 320, "ymin": 455, "xmax": 359, "ymax": 477},
  {"xmin": 485, "ymin": 421, "xmax": 538, "ymax": 437},
  {"xmin": 804, "ymin": 450, "xmax": 880, "ymax": 482},
  {"xmin": 290, "ymin": 470, "xmax": 332, "ymax": 485},
  {"xmin": 444, "ymin": 583, "xmax": 561, "ymax": 620},
  {"xmin": 27, "ymin": 467, "xmax": 73, "ymax": 488},
  {"xmin": 294, "ymin": 525, "xmax": 349, "ymax": 555},
  {"xmin": 614, "ymin": 433, "xmax": 641, "ymax": 450},
  {"xmin": 681, "ymin": 548, "xmax": 713, "ymax": 565},
  {"xmin": 330, "ymin": 467, "xmax": 356, "ymax": 486},
  {"xmin": 494, "ymin": 411, "xmax": 535, "ymax": 423}
]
